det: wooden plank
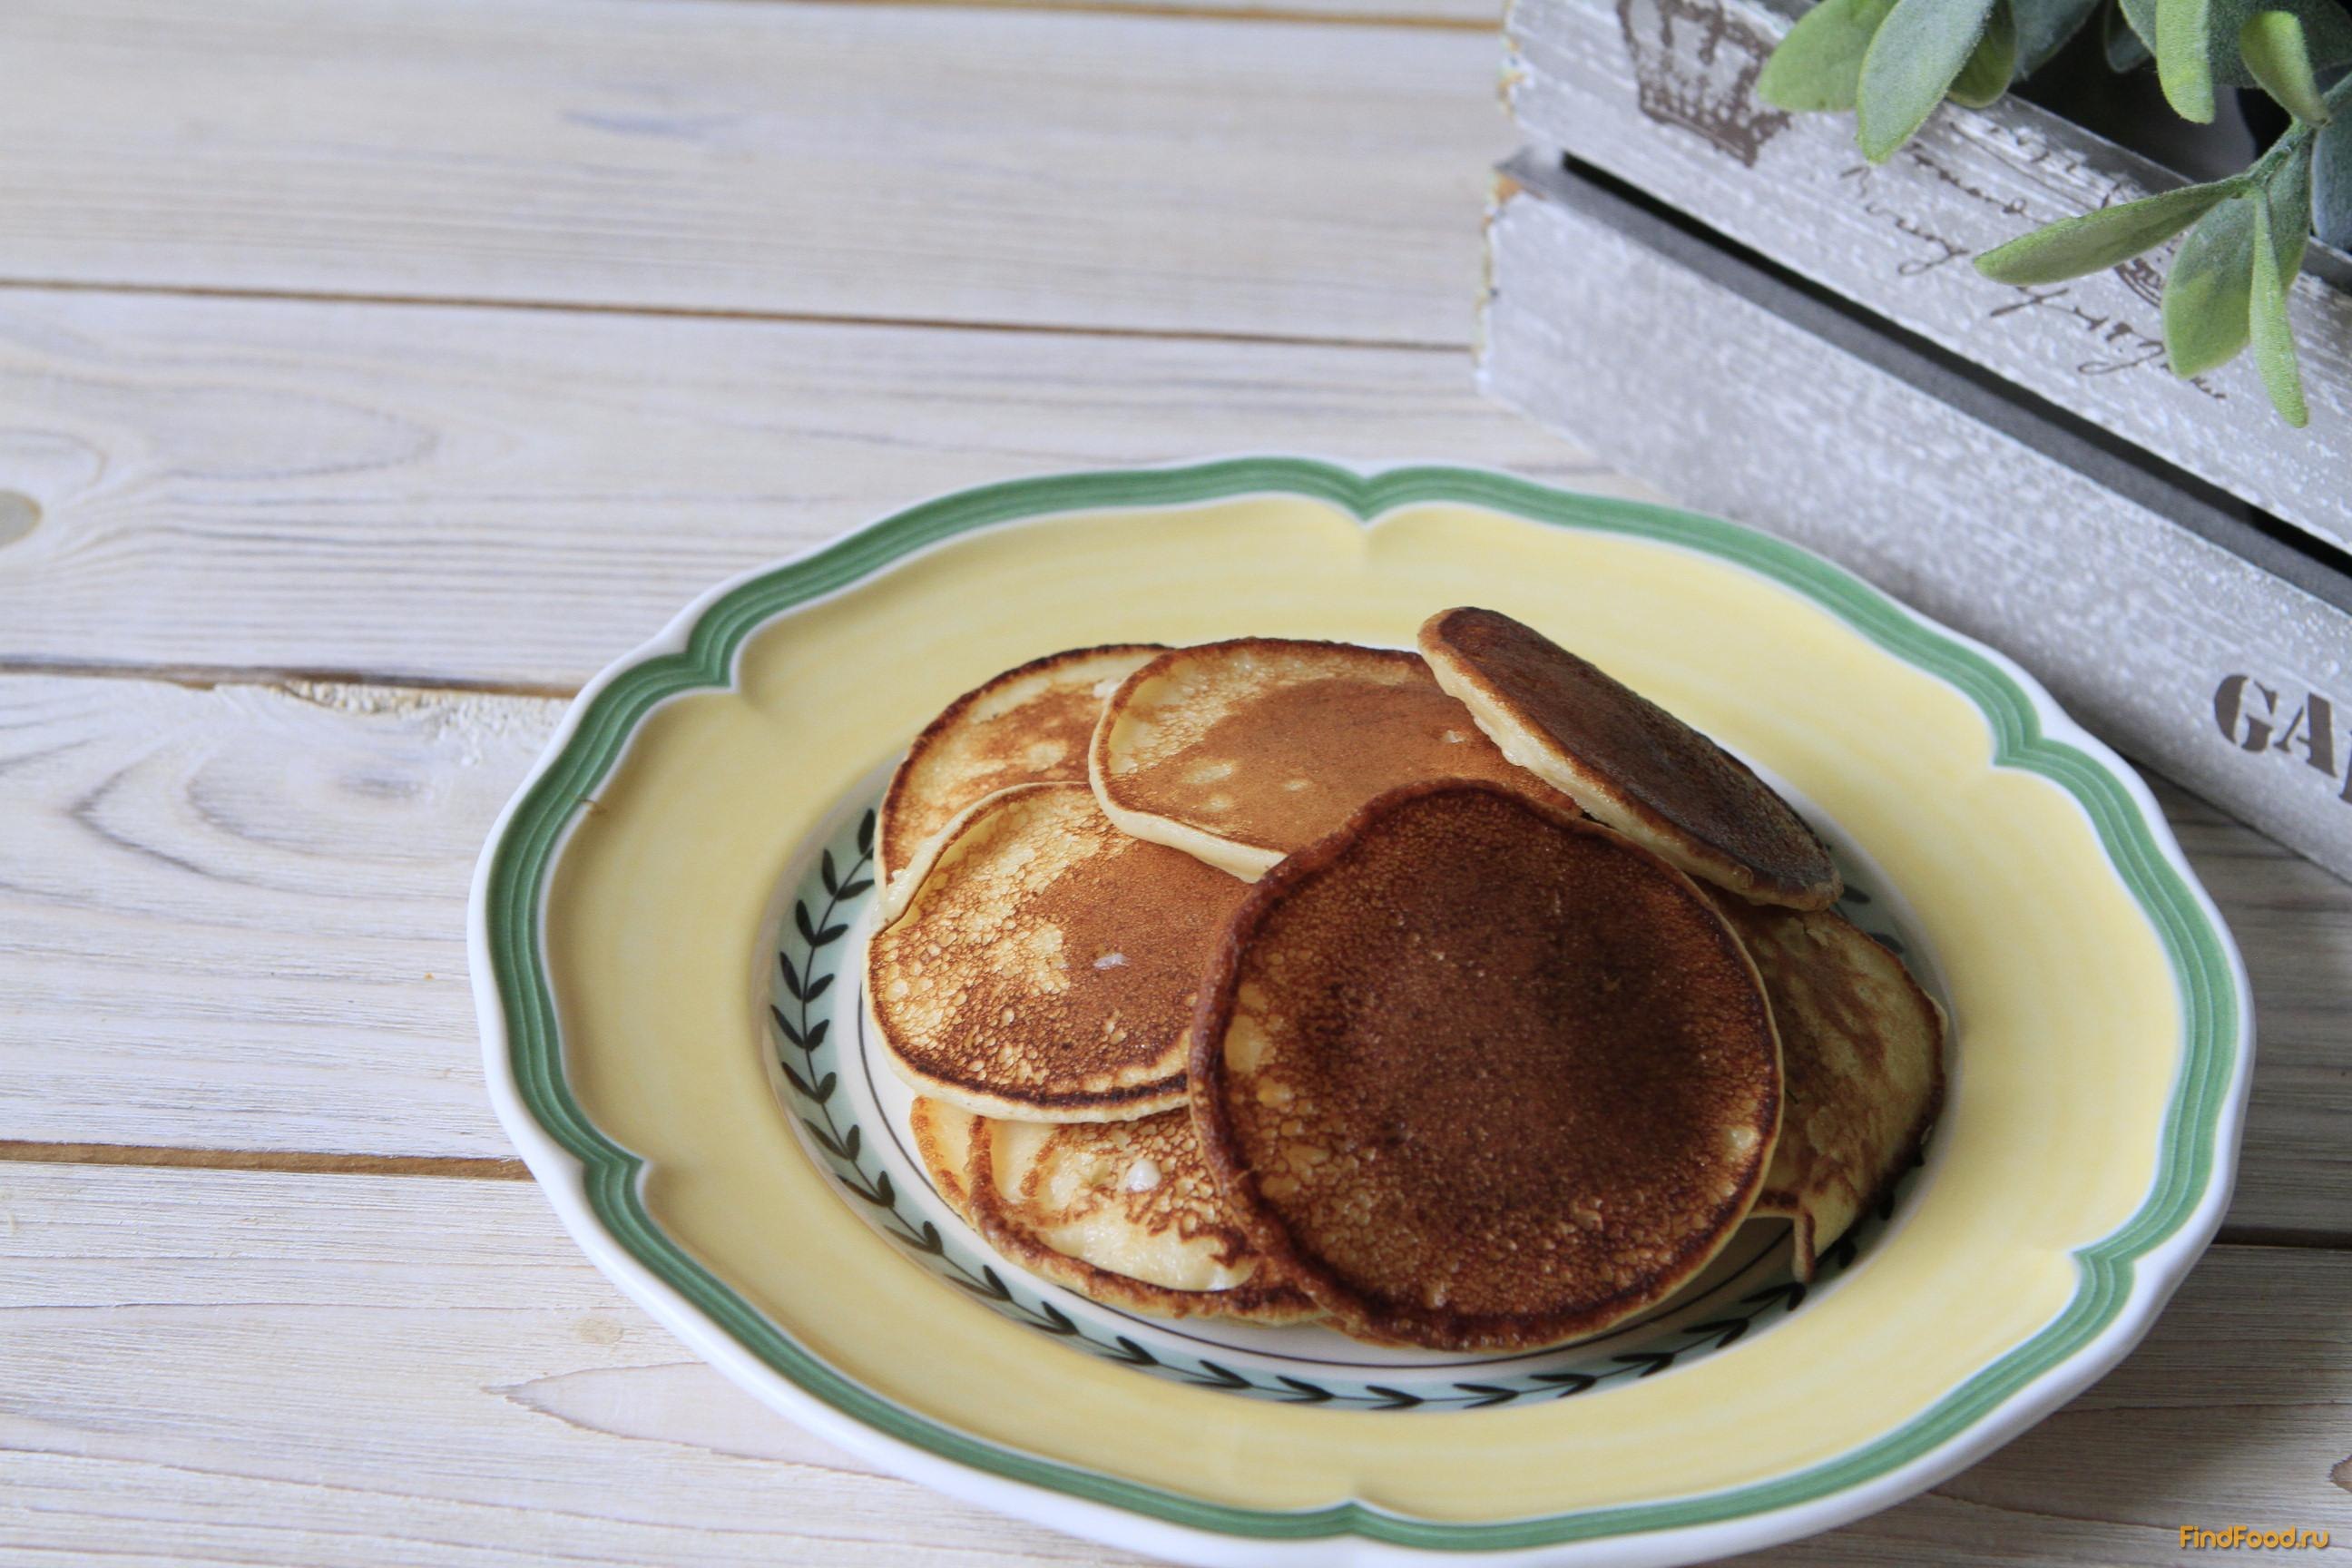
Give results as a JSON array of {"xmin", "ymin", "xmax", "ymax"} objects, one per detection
[
  {"xmin": 0, "ymin": 0, "xmax": 1509, "ymax": 345},
  {"xmin": 1504, "ymin": 0, "xmax": 2352, "ymax": 554},
  {"xmin": 0, "ymin": 289, "xmax": 1630, "ymax": 689},
  {"xmin": 4, "ymin": 669, "xmax": 2347, "ymax": 1238},
  {"xmin": 1480, "ymin": 160, "xmax": 2352, "ymax": 887},
  {"xmin": 0, "ymin": 1159, "xmax": 2342, "ymax": 1564}
]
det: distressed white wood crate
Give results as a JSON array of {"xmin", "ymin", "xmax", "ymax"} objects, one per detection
[{"xmin": 1481, "ymin": 0, "xmax": 2352, "ymax": 878}]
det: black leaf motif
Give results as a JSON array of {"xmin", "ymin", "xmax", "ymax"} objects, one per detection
[
  {"xmin": 1034, "ymin": 1300, "xmax": 1081, "ymax": 1337},
  {"xmin": 971, "ymin": 1266, "xmax": 1014, "ymax": 1302},
  {"xmin": 1742, "ymin": 1280, "xmax": 1808, "ymax": 1313},
  {"xmin": 858, "ymin": 809, "xmax": 876, "ymax": 857},
  {"xmin": 1275, "ymin": 1376, "xmax": 1335, "ymax": 1404},
  {"xmin": 794, "ymin": 900, "xmax": 820, "ymax": 946},
  {"xmin": 1453, "ymin": 1383, "xmax": 1521, "ymax": 1408},
  {"xmin": 769, "ymin": 1004, "xmax": 804, "ymax": 1050},
  {"xmin": 811, "ymin": 921, "xmax": 848, "ymax": 946},
  {"xmin": 1689, "ymin": 1318, "xmax": 1749, "ymax": 1350},
  {"xmin": 1839, "ymin": 886, "xmax": 1873, "ymax": 905},
  {"xmin": 778, "ymin": 1060, "xmax": 817, "ymax": 1099},
  {"xmin": 1823, "ymin": 1233, "xmax": 1860, "ymax": 1274},
  {"xmin": 1533, "ymin": 1371, "xmax": 1598, "ymax": 1396},
  {"xmin": 869, "ymin": 1169, "xmax": 895, "ymax": 1207},
  {"xmin": 1612, "ymin": 1352, "xmax": 1678, "ymax": 1378},
  {"xmin": 837, "ymin": 877, "xmax": 875, "ymax": 900},
  {"xmin": 779, "ymin": 952, "xmax": 806, "ymax": 1001},
  {"xmin": 1364, "ymin": 1386, "xmax": 1423, "ymax": 1409},
  {"xmin": 1107, "ymin": 1337, "xmax": 1159, "ymax": 1367},
  {"xmin": 839, "ymin": 1123, "xmax": 861, "ymax": 1162},
  {"xmin": 804, "ymin": 972, "xmax": 836, "ymax": 1003},
  {"xmin": 821, "ymin": 849, "xmax": 841, "ymax": 897},
  {"xmin": 802, "ymin": 1118, "xmax": 849, "ymax": 1162},
  {"xmin": 809, "ymin": 1072, "xmax": 838, "ymax": 1104},
  {"xmin": 906, "ymin": 1220, "xmax": 946, "ymax": 1256},
  {"xmin": 1187, "ymin": 1360, "xmax": 1252, "ymax": 1390},
  {"xmin": 806, "ymin": 1018, "xmax": 830, "ymax": 1049}
]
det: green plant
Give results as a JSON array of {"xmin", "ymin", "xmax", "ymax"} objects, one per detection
[{"xmin": 1759, "ymin": 0, "xmax": 2352, "ymax": 426}]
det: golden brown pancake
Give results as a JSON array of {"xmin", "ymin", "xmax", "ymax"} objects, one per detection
[
  {"xmin": 1710, "ymin": 898, "xmax": 1945, "ymax": 1280},
  {"xmin": 967, "ymin": 1110, "xmax": 1320, "ymax": 1322},
  {"xmin": 1192, "ymin": 780, "xmax": 1782, "ymax": 1351},
  {"xmin": 878, "ymin": 643, "xmax": 1164, "ymax": 898},
  {"xmin": 1418, "ymin": 607, "xmax": 1840, "ymax": 910},
  {"xmin": 908, "ymin": 1095, "xmax": 981, "ymax": 1220},
  {"xmin": 1090, "ymin": 637, "xmax": 1562, "ymax": 879},
  {"xmin": 867, "ymin": 781, "xmax": 1247, "ymax": 1121}
]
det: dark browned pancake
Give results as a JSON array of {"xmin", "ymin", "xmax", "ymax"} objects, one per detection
[
  {"xmin": 878, "ymin": 643, "xmax": 1164, "ymax": 896},
  {"xmin": 1090, "ymin": 637, "xmax": 1563, "ymax": 879},
  {"xmin": 1191, "ymin": 780, "xmax": 1782, "ymax": 1351},
  {"xmin": 867, "ymin": 781, "xmax": 1247, "ymax": 1121},
  {"xmin": 966, "ymin": 1110, "xmax": 1320, "ymax": 1322},
  {"xmin": 1710, "ymin": 897, "xmax": 1945, "ymax": 1279},
  {"xmin": 1419, "ymin": 607, "xmax": 1840, "ymax": 910}
]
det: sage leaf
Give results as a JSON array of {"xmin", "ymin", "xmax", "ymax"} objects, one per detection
[
  {"xmin": 2263, "ymin": 136, "xmax": 2314, "ymax": 283},
  {"xmin": 2162, "ymin": 195, "xmax": 2258, "ymax": 377},
  {"xmin": 2140, "ymin": 0, "xmax": 2352, "ymax": 100},
  {"xmin": 2107, "ymin": 0, "xmax": 2156, "ymax": 64},
  {"xmin": 1857, "ymin": 0, "xmax": 2001, "ymax": 157},
  {"xmin": 2017, "ymin": 0, "xmax": 2104, "ymax": 73},
  {"xmin": 2241, "ymin": 11, "xmax": 2333, "ymax": 122},
  {"xmin": 1951, "ymin": 0, "xmax": 2021, "ymax": 103},
  {"xmin": 2156, "ymin": 0, "xmax": 2220, "ymax": 119},
  {"xmin": 2318, "ymin": 113, "xmax": 2352, "ymax": 249},
  {"xmin": 2250, "ymin": 198, "xmax": 2310, "ymax": 425},
  {"xmin": 1759, "ymin": 0, "xmax": 1900, "ymax": 112},
  {"xmin": 1974, "ymin": 179, "xmax": 2239, "ymax": 282}
]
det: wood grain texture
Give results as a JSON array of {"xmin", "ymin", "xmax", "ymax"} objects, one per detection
[
  {"xmin": 1, "ymin": 668, "xmax": 2345, "ymax": 1240},
  {"xmin": 0, "ymin": 1159, "xmax": 2342, "ymax": 1566},
  {"xmin": 0, "ymin": 289, "xmax": 1629, "ymax": 689},
  {"xmin": 1482, "ymin": 164, "xmax": 2352, "ymax": 886},
  {"xmin": 1505, "ymin": 0, "xmax": 2352, "ymax": 552},
  {"xmin": 0, "ymin": 0, "xmax": 1508, "ymax": 345}
]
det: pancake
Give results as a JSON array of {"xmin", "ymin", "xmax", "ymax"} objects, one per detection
[
  {"xmin": 1710, "ymin": 897, "xmax": 1945, "ymax": 1280},
  {"xmin": 867, "ymin": 780, "xmax": 1247, "ymax": 1121},
  {"xmin": 1191, "ymin": 779, "xmax": 1781, "ymax": 1351},
  {"xmin": 1418, "ymin": 607, "xmax": 1840, "ymax": 910},
  {"xmin": 1090, "ymin": 638, "xmax": 1562, "ymax": 879},
  {"xmin": 878, "ymin": 643, "xmax": 1164, "ymax": 900},
  {"xmin": 968, "ymin": 1110, "xmax": 1321, "ymax": 1322},
  {"xmin": 908, "ymin": 1095, "xmax": 981, "ymax": 1220}
]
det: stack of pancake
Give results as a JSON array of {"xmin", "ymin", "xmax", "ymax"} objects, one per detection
[{"xmin": 865, "ymin": 612, "xmax": 1945, "ymax": 1350}]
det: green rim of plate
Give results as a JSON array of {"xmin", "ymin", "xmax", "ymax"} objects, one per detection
[{"xmin": 481, "ymin": 458, "xmax": 2239, "ymax": 1550}]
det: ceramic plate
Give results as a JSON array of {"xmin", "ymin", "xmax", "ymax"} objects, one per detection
[{"xmin": 473, "ymin": 459, "xmax": 2251, "ymax": 1567}]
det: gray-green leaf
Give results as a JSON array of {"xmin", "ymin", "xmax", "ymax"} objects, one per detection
[
  {"xmin": 2137, "ymin": 0, "xmax": 2352, "ymax": 102},
  {"xmin": 1974, "ymin": 180, "xmax": 2239, "ymax": 282},
  {"xmin": 2162, "ymin": 195, "xmax": 2258, "ymax": 377},
  {"xmin": 2250, "ymin": 199, "xmax": 2309, "ymax": 425},
  {"xmin": 2017, "ymin": 0, "xmax": 2104, "ymax": 74},
  {"xmin": 1759, "ymin": 0, "xmax": 1901, "ymax": 111},
  {"xmin": 2156, "ymin": 0, "xmax": 2220, "ymax": 119},
  {"xmin": 2241, "ymin": 11, "xmax": 2333, "ymax": 122},
  {"xmin": 2107, "ymin": 0, "xmax": 2156, "ymax": 64},
  {"xmin": 1951, "ymin": 0, "xmax": 2021, "ymax": 103},
  {"xmin": 2318, "ymin": 113, "xmax": 2352, "ymax": 249},
  {"xmin": 1857, "ymin": 0, "xmax": 2000, "ymax": 158},
  {"xmin": 2263, "ymin": 136, "xmax": 2314, "ymax": 284}
]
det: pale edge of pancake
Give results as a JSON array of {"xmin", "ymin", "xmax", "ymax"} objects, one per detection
[
  {"xmin": 1418, "ymin": 631, "xmax": 1838, "ymax": 912},
  {"xmin": 965, "ymin": 1116, "xmax": 1322, "ymax": 1324},
  {"xmin": 907, "ymin": 1095, "xmax": 979, "ymax": 1220},
  {"xmin": 1188, "ymin": 779, "xmax": 1788, "ymax": 1352},
  {"xmin": 863, "ymin": 787, "xmax": 1190, "ymax": 1122},
  {"xmin": 1749, "ymin": 986, "xmax": 1947, "ymax": 1283},
  {"xmin": 879, "ymin": 639, "xmax": 1171, "ymax": 884}
]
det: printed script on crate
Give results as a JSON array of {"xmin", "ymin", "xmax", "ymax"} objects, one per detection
[{"xmin": 1507, "ymin": 0, "xmax": 2352, "ymax": 551}]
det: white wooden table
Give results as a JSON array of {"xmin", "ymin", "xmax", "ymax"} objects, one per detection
[{"xmin": 2, "ymin": 3, "xmax": 2347, "ymax": 1563}]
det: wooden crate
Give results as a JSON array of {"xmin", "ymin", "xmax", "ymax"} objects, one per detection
[{"xmin": 1480, "ymin": 153, "xmax": 2352, "ymax": 879}]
